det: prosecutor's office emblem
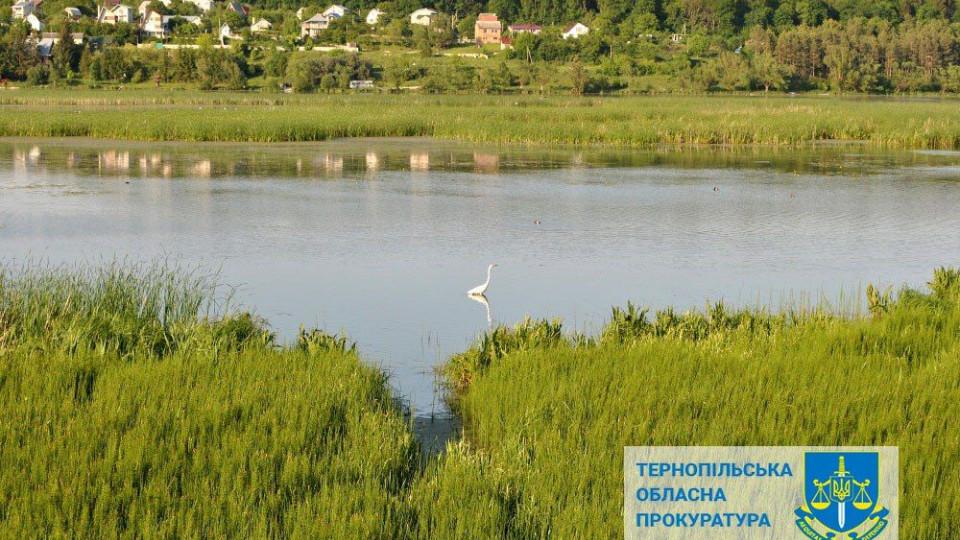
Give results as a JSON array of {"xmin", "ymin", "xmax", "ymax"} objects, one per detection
[{"xmin": 795, "ymin": 452, "xmax": 889, "ymax": 539}]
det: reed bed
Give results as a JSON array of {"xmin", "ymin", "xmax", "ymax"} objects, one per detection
[
  {"xmin": 1, "ymin": 91, "xmax": 957, "ymax": 148},
  {"xmin": 432, "ymin": 267, "xmax": 960, "ymax": 538},
  {"xmin": 0, "ymin": 262, "xmax": 418, "ymax": 539},
  {"xmin": 1, "ymin": 262, "xmax": 957, "ymax": 538}
]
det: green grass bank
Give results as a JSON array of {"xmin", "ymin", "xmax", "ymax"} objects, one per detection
[
  {"xmin": 436, "ymin": 269, "xmax": 960, "ymax": 538},
  {"xmin": 0, "ymin": 263, "xmax": 958, "ymax": 538},
  {"xmin": 0, "ymin": 263, "xmax": 418, "ymax": 538},
  {"xmin": 1, "ymin": 91, "xmax": 958, "ymax": 148}
]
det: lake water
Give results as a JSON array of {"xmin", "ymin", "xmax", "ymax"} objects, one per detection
[{"xmin": 2, "ymin": 139, "xmax": 958, "ymax": 451}]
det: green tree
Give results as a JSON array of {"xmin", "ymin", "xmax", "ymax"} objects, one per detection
[
  {"xmin": 569, "ymin": 60, "xmax": 589, "ymax": 94},
  {"xmin": 750, "ymin": 50, "xmax": 784, "ymax": 90},
  {"xmin": 51, "ymin": 24, "xmax": 81, "ymax": 79}
]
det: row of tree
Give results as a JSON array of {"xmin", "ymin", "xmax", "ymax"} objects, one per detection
[{"xmin": 1, "ymin": 6, "xmax": 958, "ymax": 92}]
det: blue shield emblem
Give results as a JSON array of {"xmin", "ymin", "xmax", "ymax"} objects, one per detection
[{"xmin": 795, "ymin": 452, "xmax": 889, "ymax": 539}]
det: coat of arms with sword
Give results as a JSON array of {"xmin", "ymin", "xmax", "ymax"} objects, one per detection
[
  {"xmin": 795, "ymin": 452, "xmax": 889, "ymax": 539},
  {"xmin": 810, "ymin": 456, "xmax": 868, "ymax": 529}
]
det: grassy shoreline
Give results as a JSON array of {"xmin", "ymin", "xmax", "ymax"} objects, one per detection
[
  {"xmin": 1, "ymin": 91, "xmax": 958, "ymax": 148},
  {"xmin": 1, "ymin": 263, "xmax": 958, "ymax": 538}
]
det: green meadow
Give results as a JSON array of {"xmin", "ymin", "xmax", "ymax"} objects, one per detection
[
  {"xmin": 0, "ymin": 90, "xmax": 958, "ymax": 148},
  {"xmin": 0, "ymin": 263, "xmax": 958, "ymax": 538}
]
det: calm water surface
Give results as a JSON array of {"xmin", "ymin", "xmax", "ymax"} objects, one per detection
[{"xmin": 2, "ymin": 139, "xmax": 958, "ymax": 449}]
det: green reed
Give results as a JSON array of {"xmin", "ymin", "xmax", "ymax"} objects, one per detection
[
  {"xmin": 0, "ymin": 91, "xmax": 957, "ymax": 148},
  {"xmin": 433, "ymin": 267, "xmax": 960, "ymax": 539},
  {"xmin": 0, "ymin": 262, "xmax": 418, "ymax": 539},
  {"xmin": 1, "ymin": 261, "xmax": 957, "ymax": 538}
]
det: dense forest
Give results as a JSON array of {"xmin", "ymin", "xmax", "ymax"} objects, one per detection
[{"xmin": 0, "ymin": 0, "xmax": 958, "ymax": 93}]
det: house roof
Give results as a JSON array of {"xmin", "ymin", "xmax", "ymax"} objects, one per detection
[
  {"xmin": 564, "ymin": 22, "xmax": 587, "ymax": 33},
  {"xmin": 226, "ymin": 2, "xmax": 248, "ymax": 15},
  {"xmin": 37, "ymin": 37, "xmax": 55, "ymax": 56},
  {"xmin": 41, "ymin": 31, "xmax": 83, "ymax": 39},
  {"xmin": 410, "ymin": 8, "xmax": 436, "ymax": 16},
  {"xmin": 477, "ymin": 13, "xmax": 498, "ymax": 21},
  {"xmin": 163, "ymin": 14, "xmax": 200, "ymax": 22},
  {"xmin": 303, "ymin": 13, "xmax": 329, "ymax": 23}
]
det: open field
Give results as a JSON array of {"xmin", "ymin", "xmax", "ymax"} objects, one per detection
[
  {"xmin": 1, "ymin": 263, "xmax": 957, "ymax": 538},
  {"xmin": 1, "ymin": 90, "xmax": 958, "ymax": 148}
]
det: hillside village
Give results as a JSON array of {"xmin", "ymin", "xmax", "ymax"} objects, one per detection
[
  {"xmin": 8, "ymin": 0, "xmax": 589, "ymax": 51},
  {"xmin": 0, "ymin": 0, "xmax": 958, "ymax": 94}
]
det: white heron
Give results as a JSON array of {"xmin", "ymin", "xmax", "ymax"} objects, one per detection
[{"xmin": 467, "ymin": 263, "xmax": 497, "ymax": 296}]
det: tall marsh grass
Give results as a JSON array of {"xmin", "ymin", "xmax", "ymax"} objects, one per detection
[
  {"xmin": 435, "ymin": 267, "xmax": 960, "ymax": 538},
  {"xmin": 2, "ymin": 261, "xmax": 958, "ymax": 538},
  {"xmin": 0, "ymin": 91, "xmax": 957, "ymax": 148},
  {"xmin": 0, "ymin": 262, "xmax": 418, "ymax": 538}
]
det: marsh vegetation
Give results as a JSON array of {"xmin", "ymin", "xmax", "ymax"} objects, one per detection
[
  {"xmin": 0, "ymin": 91, "xmax": 957, "ymax": 148},
  {"xmin": 1, "ymin": 262, "xmax": 957, "ymax": 538}
]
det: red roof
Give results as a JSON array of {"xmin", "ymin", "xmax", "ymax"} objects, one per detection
[{"xmin": 477, "ymin": 13, "xmax": 498, "ymax": 21}]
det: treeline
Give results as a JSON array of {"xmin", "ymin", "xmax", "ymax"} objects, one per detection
[
  {"xmin": 0, "ymin": 24, "xmax": 374, "ymax": 91},
  {"xmin": 1, "ymin": 1, "xmax": 958, "ymax": 93}
]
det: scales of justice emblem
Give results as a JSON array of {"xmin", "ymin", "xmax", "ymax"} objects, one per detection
[{"xmin": 795, "ymin": 453, "xmax": 890, "ymax": 539}]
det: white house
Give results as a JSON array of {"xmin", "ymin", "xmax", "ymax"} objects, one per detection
[
  {"xmin": 97, "ymin": 3, "xmax": 135, "ymax": 24},
  {"xmin": 185, "ymin": 0, "xmax": 214, "ymax": 12},
  {"xmin": 365, "ymin": 8, "xmax": 383, "ymax": 25},
  {"xmin": 140, "ymin": 9, "xmax": 165, "ymax": 35},
  {"xmin": 219, "ymin": 22, "xmax": 239, "ymax": 40},
  {"xmin": 300, "ymin": 13, "xmax": 329, "ymax": 38},
  {"xmin": 141, "ymin": 11, "xmax": 202, "ymax": 38},
  {"xmin": 322, "ymin": 4, "xmax": 348, "ymax": 18},
  {"xmin": 138, "ymin": 0, "xmax": 172, "ymax": 16},
  {"xmin": 63, "ymin": 7, "xmax": 82, "ymax": 19},
  {"xmin": 25, "ymin": 12, "xmax": 45, "ymax": 31},
  {"xmin": 250, "ymin": 17, "xmax": 272, "ymax": 33},
  {"xmin": 409, "ymin": 8, "xmax": 436, "ymax": 26},
  {"xmin": 12, "ymin": 0, "xmax": 37, "ymax": 19},
  {"xmin": 562, "ymin": 22, "xmax": 589, "ymax": 39}
]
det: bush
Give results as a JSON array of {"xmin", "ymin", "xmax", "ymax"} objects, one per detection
[{"xmin": 25, "ymin": 64, "xmax": 50, "ymax": 86}]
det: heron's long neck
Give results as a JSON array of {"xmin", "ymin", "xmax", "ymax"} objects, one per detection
[{"xmin": 484, "ymin": 266, "xmax": 493, "ymax": 286}]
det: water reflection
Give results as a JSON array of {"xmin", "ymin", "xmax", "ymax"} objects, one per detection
[
  {"xmin": 4, "ymin": 138, "xmax": 957, "ymax": 181},
  {"xmin": 468, "ymin": 293, "xmax": 492, "ymax": 327}
]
